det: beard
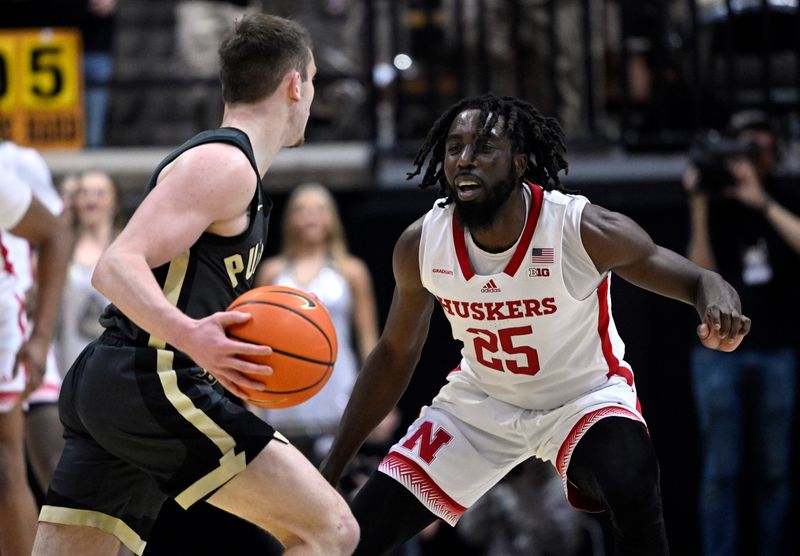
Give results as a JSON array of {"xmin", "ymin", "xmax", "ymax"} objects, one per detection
[{"xmin": 451, "ymin": 166, "xmax": 518, "ymax": 231}]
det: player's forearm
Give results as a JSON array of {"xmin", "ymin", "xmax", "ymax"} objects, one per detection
[
  {"xmin": 323, "ymin": 343, "xmax": 417, "ymax": 482},
  {"xmin": 92, "ymin": 249, "xmax": 194, "ymax": 347},
  {"xmin": 29, "ymin": 221, "xmax": 72, "ymax": 342}
]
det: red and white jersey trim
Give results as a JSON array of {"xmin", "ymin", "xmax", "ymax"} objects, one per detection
[{"xmin": 378, "ymin": 451, "xmax": 466, "ymax": 525}]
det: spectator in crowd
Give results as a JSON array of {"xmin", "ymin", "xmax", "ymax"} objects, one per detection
[
  {"xmin": 684, "ymin": 109, "xmax": 800, "ymax": 556},
  {"xmin": 57, "ymin": 174, "xmax": 81, "ymax": 224},
  {"xmin": 84, "ymin": 0, "xmax": 119, "ymax": 147},
  {"xmin": 0, "ymin": 140, "xmax": 71, "ymax": 556},
  {"xmin": 255, "ymin": 182, "xmax": 379, "ymax": 463},
  {"xmin": 56, "ymin": 170, "xmax": 121, "ymax": 374}
]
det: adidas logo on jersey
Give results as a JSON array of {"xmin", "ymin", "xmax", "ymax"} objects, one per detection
[{"xmin": 481, "ymin": 279, "xmax": 501, "ymax": 293}]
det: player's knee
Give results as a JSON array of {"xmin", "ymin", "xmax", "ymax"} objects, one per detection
[
  {"xmin": 315, "ymin": 506, "xmax": 359, "ymax": 556},
  {"xmin": 604, "ymin": 458, "xmax": 660, "ymax": 509},
  {"xmin": 338, "ymin": 510, "xmax": 361, "ymax": 555}
]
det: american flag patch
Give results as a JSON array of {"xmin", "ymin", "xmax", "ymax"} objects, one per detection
[{"xmin": 531, "ymin": 247, "xmax": 554, "ymax": 264}]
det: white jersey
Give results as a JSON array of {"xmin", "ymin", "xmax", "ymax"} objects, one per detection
[
  {"xmin": 0, "ymin": 144, "xmax": 34, "ymax": 302},
  {"xmin": 419, "ymin": 182, "xmax": 635, "ymax": 410},
  {"xmin": 0, "ymin": 142, "xmax": 62, "ymax": 406},
  {"xmin": 0, "ymin": 141, "xmax": 63, "ymax": 295}
]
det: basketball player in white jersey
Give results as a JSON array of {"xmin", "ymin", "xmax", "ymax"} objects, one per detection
[
  {"xmin": 0, "ymin": 143, "xmax": 71, "ymax": 556},
  {"xmin": 321, "ymin": 94, "xmax": 750, "ymax": 556},
  {"xmin": 0, "ymin": 141, "xmax": 67, "ymax": 496}
]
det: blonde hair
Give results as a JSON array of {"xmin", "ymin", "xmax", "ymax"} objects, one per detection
[{"xmin": 281, "ymin": 182, "xmax": 349, "ymax": 265}]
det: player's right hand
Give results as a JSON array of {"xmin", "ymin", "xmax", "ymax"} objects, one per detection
[
  {"xmin": 177, "ymin": 311, "xmax": 273, "ymax": 399},
  {"xmin": 697, "ymin": 305, "xmax": 751, "ymax": 353}
]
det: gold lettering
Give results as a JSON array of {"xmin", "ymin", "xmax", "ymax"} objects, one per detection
[
  {"xmin": 224, "ymin": 254, "xmax": 245, "ymax": 288},
  {"xmin": 245, "ymin": 245, "xmax": 258, "ymax": 280}
]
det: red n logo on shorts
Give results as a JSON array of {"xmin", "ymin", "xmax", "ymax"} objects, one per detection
[{"xmin": 402, "ymin": 421, "xmax": 453, "ymax": 464}]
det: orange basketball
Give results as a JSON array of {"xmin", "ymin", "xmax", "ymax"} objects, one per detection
[{"xmin": 225, "ymin": 285, "xmax": 337, "ymax": 409}]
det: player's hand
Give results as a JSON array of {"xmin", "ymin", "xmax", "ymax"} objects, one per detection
[
  {"xmin": 177, "ymin": 311, "xmax": 273, "ymax": 400},
  {"xmin": 697, "ymin": 305, "xmax": 751, "ymax": 352},
  {"xmin": 15, "ymin": 333, "xmax": 49, "ymax": 398}
]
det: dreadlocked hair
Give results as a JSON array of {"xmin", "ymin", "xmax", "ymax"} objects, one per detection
[{"xmin": 406, "ymin": 94, "xmax": 569, "ymax": 204}]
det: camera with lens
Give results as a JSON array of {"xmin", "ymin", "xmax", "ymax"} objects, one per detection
[{"xmin": 688, "ymin": 130, "xmax": 761, "ymax": 195}]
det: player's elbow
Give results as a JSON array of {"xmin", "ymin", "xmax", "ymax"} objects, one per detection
[
  {"xmin": 91, "ymin": 254, "xmax": 108, "ymax": 293},
  {"xmin": 91, "ymin": 248, "xmax": 119, "ymax": 297}
]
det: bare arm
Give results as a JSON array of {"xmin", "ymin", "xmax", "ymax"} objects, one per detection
[
  {"xmin": 92, "ymin": 144, "xmax": 272, "ymax": 397},
  {"xmin": 9, "ymin": 197, "xmax": 72, "ymax": 393},
  {"xmin": 320, "ymin": 217, "xmax": 434, "ymax": 485},
  {"xmin": 762, "ymin": 200, "xmax": 800, "ymax": 254},
  {"xmin": 683, "ymin": 166, "xmax": 717, "ymax": 270},
  {"xmin": 727, "ymin": 160, "xmax": 800, "ymax": 254},
  {"xmin": 341, "ymin": 256, "xmax": 380, "ymax": 361},
  {"xmin": 581, "ymin": 203, "xmax": 750, "ymax": 351}
]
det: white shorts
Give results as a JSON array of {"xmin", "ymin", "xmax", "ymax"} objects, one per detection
[
  {"xmin": 25, "ymin": 345, "xmax": 62, "ymax": 407},
  {"xmin": 0, "ymin": 295, "xmax": 62, "ymax": 412},
  {"xmin": 0, "ymin": 293, "xmax": 28, "ymax": 411},
  {"xmin": 378, "ymin": 374, "xmax": 645, "ymax": 525}
]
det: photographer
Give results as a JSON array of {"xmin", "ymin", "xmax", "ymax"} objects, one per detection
[{"xmin": 684, "ymin": 110, "xmax": 800, "ymax": 556}]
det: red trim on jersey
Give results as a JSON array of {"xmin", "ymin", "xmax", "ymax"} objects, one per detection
[
  {"xmin": 504, "ymin": 182, "xmax": 543, "ymax": 276},
  {"xmin": 0, "ymin": 232, "xmax": 16, "ymax": 275},
  {"xmin": 34, "ymin": 383, "xmax": 61, "ymax": 394},
  {"xmin": 596, "ymin": 277, "xmax": 634, "ymax": 387},
  {"xmin": 0, "ymin": 393, "xmax": 20, "ymax": 403},
  {"xmin": 556, "ymin": 406, "xmax": 646, "ymax": 513},
  {"xmin": 451, "ymin": 181, "xmax": 544, "ymax": 280},
  {"xmin": 452, "ymin": 213, "xmax": 474, "ymax": 281},
  {"xmin": 14, "ymin": 292, "xmax": 27, "ymax": 336},
  {"xmin": 378, "ymin": 451, "xmax": 466, "ymax": 525}
]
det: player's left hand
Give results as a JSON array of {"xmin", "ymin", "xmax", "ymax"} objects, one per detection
[
  {"xmin": 697, "ymin": 305, "xmax": 751, "ymax": 352},
  {"xmin": 15, "ymin": 333, "xmax": 49, "ymax": 398}
]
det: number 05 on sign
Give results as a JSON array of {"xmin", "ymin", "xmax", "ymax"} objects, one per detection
[{"xmin": 0, "ymin": 29, "xmax": 84, "ymax": 149}]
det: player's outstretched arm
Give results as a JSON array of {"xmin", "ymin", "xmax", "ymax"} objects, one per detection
[
  {"xmin": 321, "ymin": 217, "xmax": 434, "ymax": 486},
  {"xmin": 580, "ymin": 203, "xmax": 750, "ymax": 352},
  {"xmin": 92, "ymin": 144, "xmax": 272, "ymax": 396}
]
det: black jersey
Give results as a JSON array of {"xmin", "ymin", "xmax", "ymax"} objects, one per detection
[{"xmin": 100, "ymin": 127, "xmax": 272, "ymax": 362}]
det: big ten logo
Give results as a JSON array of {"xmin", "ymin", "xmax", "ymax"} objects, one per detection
[
  {"xmin": 401, "ymin": 421, "xmax": 453, "ymax": 464},
  {"xmin": 528, "ymin": 267, "xmax": 550, "ymax": 277},
  {"xmin": 0, "ymin": 29, "xmax": 84, "ymax": 149},
  {"xmin": 224, "ymin": 242, "xmax": 264, "ymax": 288}
]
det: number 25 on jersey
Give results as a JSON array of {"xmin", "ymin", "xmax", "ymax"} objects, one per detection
[{"xmin": 466, "ymin": 325, "xmax": 541, "ymax": 376}]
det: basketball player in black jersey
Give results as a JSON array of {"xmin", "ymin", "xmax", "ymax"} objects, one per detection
[{"xmin": 32, "ymin": 14, "xmax": 359, "ymax": 556}]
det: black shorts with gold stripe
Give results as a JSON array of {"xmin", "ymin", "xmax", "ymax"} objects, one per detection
[{"xmin": 40, "ymin": 332, "xmax": 282, "ymax": 555}]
